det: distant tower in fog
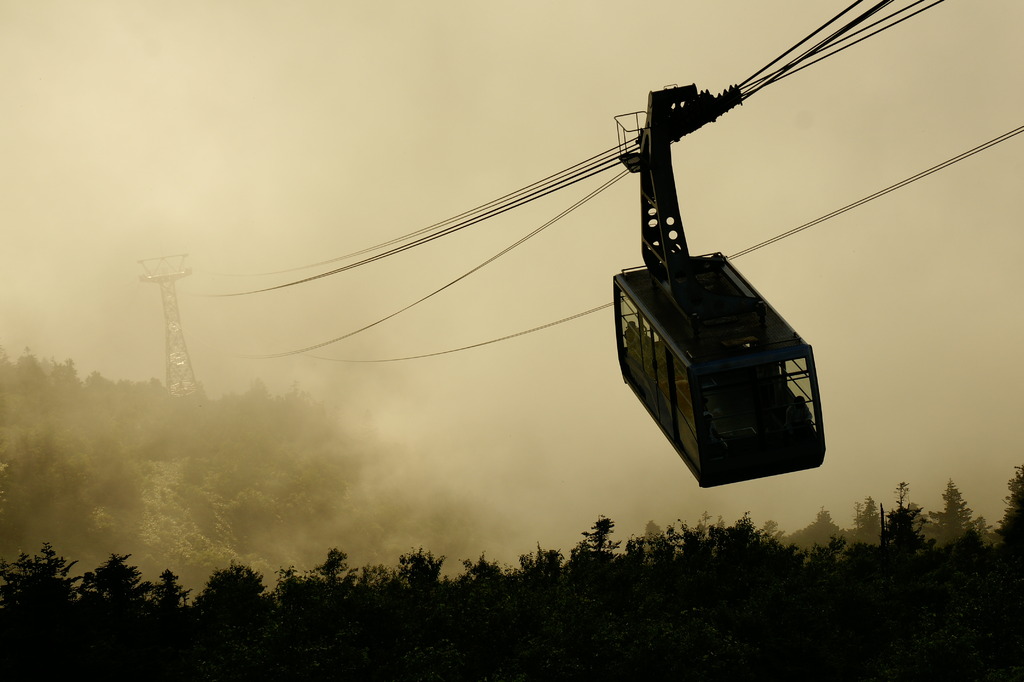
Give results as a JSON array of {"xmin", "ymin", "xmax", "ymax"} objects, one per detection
[{"xmin": 139, "ymin": 254, "xmax": 198, "ymax": 397}]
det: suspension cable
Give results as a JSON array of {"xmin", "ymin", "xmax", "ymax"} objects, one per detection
[
  {"xmin": 738, "ymin": 0, "xmax": 868, "ymax": 90},
  {"xmin": 204, "ymin": 1, "xmax": 949, "ymax": 294},
  {"xmin": 220, "ymin": 1, "xmax": 960, "ymax": 360},
  {"xmin": 312, "ymin": 122, "xmax": 1022, "ymax": 364},
  {"xmin": 309, "ymin": 303, "xmax": 615, "ymax": 363},
  {"xmin": 744, "ymin": 0, "xmax": 948, "ymax": 97},
  {"xmin": 245, "ymin": 144, "xmax": 634, "ymax": 276},
  {"xmin": 203, "ymin": 143, "xmax": 633, "ymax": 293},
  {"xmin": 740, "ymin": 1, "xmax": 948, "ymax": 100},
  {"xmin": 730, "ymin": 123, "xmax": 1024, "ymax": 259},
  {"xmin": 236, "ymin": 171, "xmax": 629, "ymax": 359}
]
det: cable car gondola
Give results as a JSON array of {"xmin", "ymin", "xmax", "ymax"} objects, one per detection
[{"xmin": 613, "ymin": 84, "xmax": 824, "ymax": 487}]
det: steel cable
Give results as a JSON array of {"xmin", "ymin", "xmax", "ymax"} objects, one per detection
[
  {"xmin": 237, "ymin": 171, "xmax": 629, "ymax": 358},
  {"xmin": 316, "ymin": 123, "xmax": 1022, "ymax": 363}
]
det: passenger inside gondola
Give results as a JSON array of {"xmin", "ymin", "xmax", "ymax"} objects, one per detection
[
  {"xmin": 702, "ymin": 397, "xmax": 728, "ymax": 455},
  {"xmin": 786, "ymin": 395, "xmax": 814, "ymax": 438}
]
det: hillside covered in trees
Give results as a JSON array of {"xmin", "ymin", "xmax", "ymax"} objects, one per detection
[
  {"xmin": 3, "ymin": 349, "xmax": 1024, "ymax": 678},
  {"xmin": 0, "ymin": 350, "xmax": 490, "ymax": 586}
]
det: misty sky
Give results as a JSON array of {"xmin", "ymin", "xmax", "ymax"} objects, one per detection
[{"xmin": 3, "ymin": 0, "xmax": 1023, "ymax": 557}]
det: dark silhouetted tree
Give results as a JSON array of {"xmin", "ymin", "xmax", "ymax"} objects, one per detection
[
  {"xmin": 78, "ymin": 554, "xmax": 168, "ymax": 675},
  {"xmin": 269, "ymin": 548, "xmax": 363, "ymax": 679},
  {"xmin": 849, "ymin": 496, "xmax": 881, "ymax": 544},
  {"xmin": 997, "ymin": 464, "xmax": 1024, "ymax": 552},
  {"xmin": 643, "ymin": 519, "xmax": 663, "ymax": 539},
  {"xmin": 194, "ymin": 562, "xmax": 268, "ymax": 623},
  {"xmin": 759, "ymin": 518, "xmax": 785, "ymax": 541},
  {"xmin": 517, "ymin": 545, "xmax": 564, "ymax": 585},
  {"xmin": 147, "ymin": 568, "xmax": 193, "ymax": 661},
  {"xmin": 882, "ymin": 482, "xmax": 926, "ymax": 552},
  {"xmin": 0, "ymin": 542, "xmax": 79, "ymax": 611},
  {"xmin": 80, "ymin": 552, "xmax": 150, "ymax": 608},
  {"xmin": 926, "ymin": 479, "xmax": 975, "ymax": 545},
  {"xmin": 398, "ymin": 547, "xmax": 445, "ymax": 588},
  {"xmin": 150, "ymin": 568, "xmax": 190, "ymax": 611},
  {"xmin": 787, "ymin": 507, "xmax": 842, "ymax": 548},
  {"xmin": 0, "ymin": 543, "xmax": 82, "ymax": 675},
  {"xmin": 572, "ymin": 515, "xmax": 621, "ymax": 561},
  {"xmin": 192, "ymin": 562, "xmax": 271, "ymax": 676}
]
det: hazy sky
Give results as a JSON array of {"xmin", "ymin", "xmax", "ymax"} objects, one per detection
[{"xmin": 3, "ymin": 0, "xmax": 1023, "ymax": 558}]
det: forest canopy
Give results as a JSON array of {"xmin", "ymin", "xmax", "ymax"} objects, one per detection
[
  {"xmin": 3, "ymin": 349, "xmax": 1024, "ymax": 678},
  {"xmin": 2, "ymin": 514, "xmax": 1024, "ymax": 680}
]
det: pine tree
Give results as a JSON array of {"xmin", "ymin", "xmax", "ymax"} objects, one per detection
[
  {"xmin": 787, "ymin": 507, "xmax": 842, "ymax": 548},
  {"xmin": 643, "ymin": 520, "xmax": 663, "ymax": 539},
  {"xmin": 996, "ymin": 465, "xmax": 1024, "ymax": 551},
  {"xmin": 573, "ymin": 515, "xmax": 621, "ymax": 561},
  {"xmin": 969, "ymin": 515, "xmax": 993, "ymax": 539},
  {"xmin": 0, "ymin": 543, "xmax": 83, "ymax": 675},
  {"xmin": 926, "ymin": 479, "xmax": 974, "ymax": 545},
  {"xmin": 882, "ymin": 482, "xmax": 926, "ymax": 552},
  {"xmin": 0, "ymin": 542, "xmax": 79, "ymax": 611},
  {"xmin": 760, "ymin": 519, "xmax": 784, "ymax": 541},
  {"xmin": 849, "ymin": 496, "xmax": 881, "ymax": 544}
]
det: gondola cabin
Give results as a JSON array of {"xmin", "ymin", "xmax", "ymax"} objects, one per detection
[
  {"xmin": 613, "ymin": 83, "xmax": 825, "ymax": 486},
  {"xmin": 614, "ymin": 259, "xmax": 824, "ymax": 487}
]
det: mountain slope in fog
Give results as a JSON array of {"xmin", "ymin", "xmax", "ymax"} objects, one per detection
[{"xmin": 0, "ymin": 350, "xmax": 492, "ymax": 586}]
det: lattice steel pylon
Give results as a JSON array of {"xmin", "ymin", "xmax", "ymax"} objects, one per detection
[{"xmin": 139, "ymin": 254, "xmax": 198, "ymax": 397}]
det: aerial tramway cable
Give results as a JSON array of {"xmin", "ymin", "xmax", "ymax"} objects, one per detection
[
  {"xmin": 237, "ymin": 170, "xmax": 630, "ymax": 359},
  {"xmin": 226, "ymin": 144, "xmax": 634, "ymax": 278},
  {"xmin": 729, "ymin": 123, "xmax": 1024, "ymax": 259},
  {"xmin": 309, "ymin": 122, "xmax": 1022, "ymax": 363},
  {"xmin": 738, "ymin": 0, "xmax": 949, "ymax": 99},
  {"xmin": 226, "ymin": 0, "xmax": 958, "ymax": 360},
  {"xmin": 309, "ymin": 303, "xmax": 615, "ymax": 364},
  {"xmin": 207, "ymin": 1, "xmax": 946, "ymax": 297},
  {"xmin": 205, "ymin": 144, "xmax": 633, "ymax": 294}
]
